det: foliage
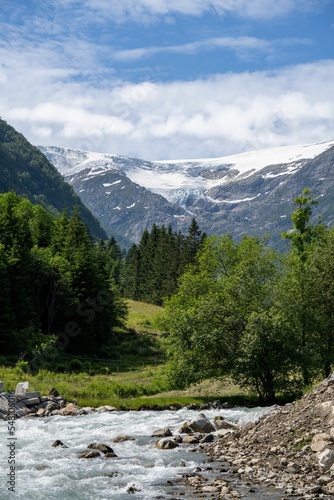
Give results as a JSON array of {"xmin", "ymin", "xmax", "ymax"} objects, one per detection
[
  {"xmin": 0, "ymin": 192, "xmax": 127, "ymax": 360},
  {"xmin": 122, "ymin": 218, "xmax": 205, "ymax": 305}
]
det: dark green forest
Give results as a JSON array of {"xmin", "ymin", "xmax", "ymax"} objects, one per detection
[{"xmin": 0, "ymin": 192, "xmax": 203, "ymax": 367}]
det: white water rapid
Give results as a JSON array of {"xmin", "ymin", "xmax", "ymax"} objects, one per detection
[{"xmin": 0, "ymin": 406, "xmax": 274, "ymax": 499}]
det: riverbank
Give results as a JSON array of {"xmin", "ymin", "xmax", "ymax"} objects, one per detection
[{"xmin": 175, "ymin": 374, "xmax": 334, "ymax": 498}]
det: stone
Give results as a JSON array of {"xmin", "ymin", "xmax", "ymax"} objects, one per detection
[
  {"xmin": 318, "ymin": 448, "xmax": 334, "ymax": 472},
  {"xmin": 155, "ymin": 438, "xmax": 179, "ymax": 449},
  {"xmin": 200, "ymin": 433, "xmax": 215, "ymax": 443},
  {"xmin": 0, "ymin": 396, "xmax": 9, "ymax": 413},
  {"xmin": 182, "ymin": 435, "xmax": 199, "ymax": 444},
  {"xmin": 22, "ymin": 397, "xmax": 40, "ymax": 406},
  {"xmin": 178, "ymin": 425, "xmax": 192, "ymax": 434},
  {"xmin": 213, "ymin": 416, "xmax": 238, "ymax": 430},
  {"xmin": 188, "ymin": 413, "xmax": 215, "ymax": 433},
  {"xmin": 52, "ymin": 440, "xmax": 68, "ymax": 448},
  {"xmin": 15, "ymin": 382, "xmax": 29, "ymax": 395},
  {"xmin": 79, "ymin": 450, "xmax": 101, "ymax": 459},
  {"xmin": 0, "ymin": 381, "xmax": 4, "ymax": 392},
  {"xmin": 88, "ymin": 443, "xmax": 115, "ymax": 455},
  {"xmin": 311, "ymin": 433, "xmax": 331, "ymax": 452},
  {"xmin": 151, "ymin": 428, "xmax": 173, "ymax": 437},
  {"xmin": 60, "ymin": 403, "xmax": 80, "ymax": 416},
  {"xmin": 112, "ymin": 435, "xmax": 135, "ymax": 443},
  {"xmin": 49, "ymin": 388, "xmax": 60, "ymax": 397}
]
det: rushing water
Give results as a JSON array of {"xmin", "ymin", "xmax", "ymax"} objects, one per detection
[{"xmin": 0, "ymin": 406, "xmax": 274, "ymax": 499}]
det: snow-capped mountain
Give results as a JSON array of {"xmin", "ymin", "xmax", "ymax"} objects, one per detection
[{"xmin": 39, "ymin": 140, "xmax": 334, "ymax": 247}]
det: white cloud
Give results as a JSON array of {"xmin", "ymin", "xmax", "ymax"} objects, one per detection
[
  {"xmin": 1, "ymin": 36, "xmax": 334, "ymax": 161},
  {"xmin": 114, "ymin": 36, "xmax": 272, "ymax": 61},
  {"xmin": 114, "ymin": 36, "xmax": 311, "ymax": 62},
  {"xmin": 84, "ymin": 0, "xmax": 324, "ymax": 22}
]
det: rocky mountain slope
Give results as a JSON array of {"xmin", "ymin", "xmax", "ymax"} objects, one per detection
[{"xmin": 39, "ymin": 140, "xmax": 334, "ymax": 248}]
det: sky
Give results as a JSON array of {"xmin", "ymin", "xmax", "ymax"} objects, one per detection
[{"xmin": 0, "ymin": 0, "xmax": 333, "ymax": 160}]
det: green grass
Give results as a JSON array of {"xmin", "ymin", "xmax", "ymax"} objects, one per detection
[
  {"xmin": 0, "ymin": 301, "xmax": 279, "ymax": 409},
  {"xmin": 126, "ymin": 299, "xmax": 164, "ymax": 333},
  {"xmin": 0, "ymin": 363, "xmax": 258, "ymax": 409}
]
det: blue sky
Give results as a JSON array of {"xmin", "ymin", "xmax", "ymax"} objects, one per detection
[{"xmin": 0, "ymin": 0, "xmax": 333, "ymax": 159}]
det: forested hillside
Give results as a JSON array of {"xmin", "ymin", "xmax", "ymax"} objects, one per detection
[
  {"xmin": 0, "ymin": 118, "xmax": 106, "ymax": 240},
  {"xmin": 0, "ymin": 193, "xmax": 125, "ymax": 362}
]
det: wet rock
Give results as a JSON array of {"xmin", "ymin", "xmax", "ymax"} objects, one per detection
[
  {"xmin": 112, "ymin": 435, "xmax": 136, "ymax": 443},
  {"xmin": 213, "ymin": 416, "xmax": 238, "ymax": 430},
  {"xmin": 88, "ymin": 443, "xmax": 115, "ymax": 455},
  {"xmin": 178, "ymin": 424, "xmax": 193, "ymax": 434},
  {"xmin": 79, "ymin": 450, "xmax": 101, "ymax": 459},
  {"xmin": 156, "ymin": 438, "xmax": 179, "ymax": 449},
  {"xmin": 188, "ymin": 413, "xmax": 215, "ymax": 433},
  {"xmin": 127, "ymin": 485, "xmax": 141, "ymax": 494},
  {"xmin": 52, "ymin": 440, "xmax": 68, "ymax": 448},
  {"xmin": 151, "ymin": 428, "xmax": 173, "ymax": 437}
]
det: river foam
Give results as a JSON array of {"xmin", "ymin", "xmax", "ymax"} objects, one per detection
[{"xmin": 0, "ymin": 406, "xmax": 274, "ymax": 499}]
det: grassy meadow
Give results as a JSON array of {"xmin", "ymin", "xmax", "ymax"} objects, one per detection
[{"xmin": 0, "ymin": 300, "xmax": 255, "ymax": 408}]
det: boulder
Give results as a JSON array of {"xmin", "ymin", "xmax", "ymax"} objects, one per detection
[
  {"xmin": 112, "ymin": 435, "xmax": 136, "ymax": 443},
  {"xmin": 155, "ymin": 438, "xmax": 179, "ymax": 449},
  {"xmin": 79, "ymin": 450, "xmax": 101, "ymax": 459},
  {"xmin": 318, "ymin": 448, "xmax": 334, "ymax": 471},
  {"xmin": 0, "ymin": 381, "xmax": 4, "ymax": 392},
  {"xmin": 52, "ymin": 440, "xmax": 68, "ymax": 448},
  {"xmin": 49, "ymin": 388, "xmax": 60, "ymax": 397},
  {"xmin": 188, "ymin": 413, "xmax": 215, "ymax": 433},
  {"xmin": 0, "ymin": 395, "xmax": 9, "ymax": 413},
  {"xmin": 182, "ymin": 435, "xmax": 200, "ymax": 444},
  {"xmin": 151, "ymin": 428, "xmax": 173, "ymax": 437},
  {"xmin": 60, "ymin": 403, "xmax": 80, "ymax": 416},
  {"xmin": 178, "ymin": 425, "xmax": 193, "ymax": 434},
  {"xmin": 213, "ymin": 416, "xmax": 238, "ymax": 430},
  {"xmin": 15, "ymin": 382, "xmax": 29, "ymax": 395},
  {"xmin": 88, "ymin": 443, "xmax": 116, "ymax": 455},
  {"xmin": 311, "ymin": 433, "xmax": 331, "ymax": 452}
]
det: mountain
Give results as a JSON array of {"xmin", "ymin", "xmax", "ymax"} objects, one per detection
[
  {"xmin": 39, "ymin": 140, "xmax": 334, "ymax": 248},
  {"xmin": 0, "ymin": 118, "xmax": 107, "ymax": 240}
]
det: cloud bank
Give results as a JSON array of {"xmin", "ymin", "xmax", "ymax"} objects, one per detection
[{"xmin": 2, "ymin": 51, "xmax": 333, "ymax": 160}]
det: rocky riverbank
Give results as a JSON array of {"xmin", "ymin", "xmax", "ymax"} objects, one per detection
[{"xmin": 171, "ymin": 374, "xmax": 334, "ymax": 498}]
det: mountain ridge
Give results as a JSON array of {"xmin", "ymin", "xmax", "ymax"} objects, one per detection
[{"xmin": 39, "ymin": 140, "xmax": 334, "ymax": 248}]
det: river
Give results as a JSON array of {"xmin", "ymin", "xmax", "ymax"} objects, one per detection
[{"xmin": 0, "ymin": 406, "xmax": 275, "ymax": 499}]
